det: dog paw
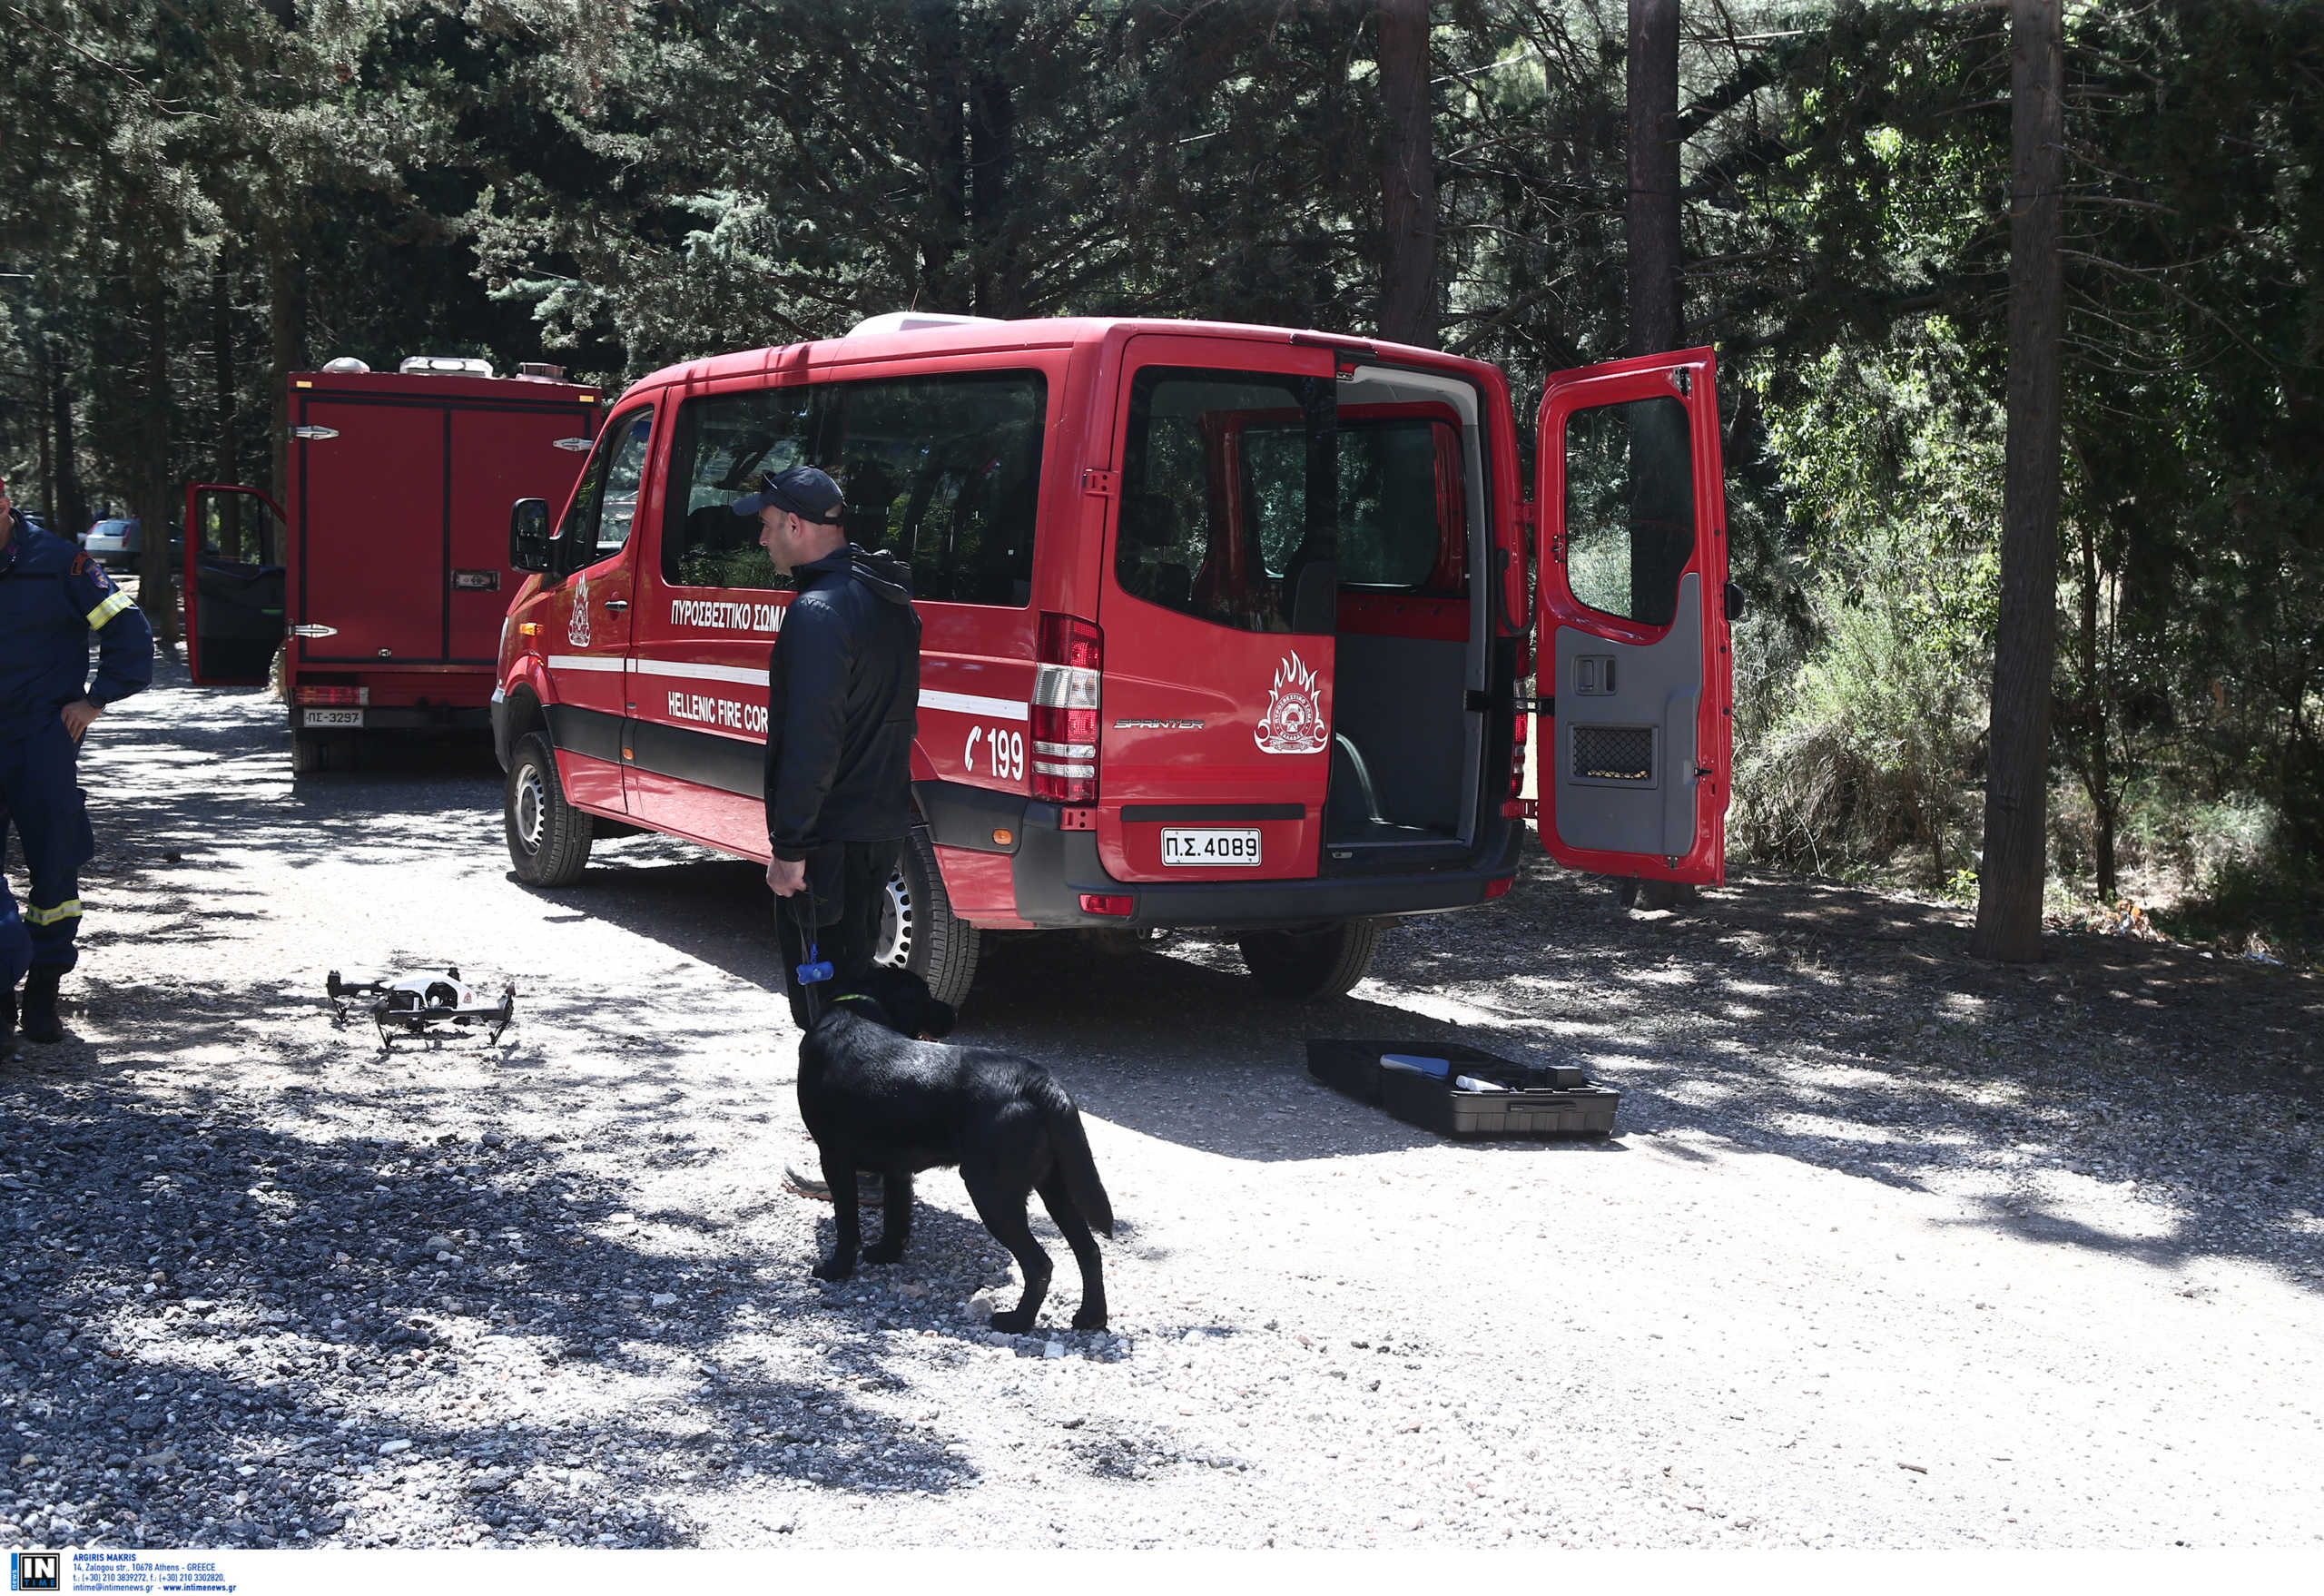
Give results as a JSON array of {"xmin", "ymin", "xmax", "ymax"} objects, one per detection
[
  {"xmin": 812, "ymin": 1256, "xmax": 855, "ymax": 1283},
  {"xmin": 989, "ymin": 1309, "xmax": 1035, "ymax": 1335},
  {"xmin": 1071, "ymin": 1308, "xmax": 1108, "ymax": 1331}
]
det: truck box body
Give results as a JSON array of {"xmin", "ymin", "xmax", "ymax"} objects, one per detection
[{"xmin": 190, "ymin": 367, "xmax": 599, "ymax": 764}]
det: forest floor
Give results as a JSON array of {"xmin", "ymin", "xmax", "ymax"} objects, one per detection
[{"xmin": 3, "ymin": 652, "xmax": 2319, "ymax": 1550}]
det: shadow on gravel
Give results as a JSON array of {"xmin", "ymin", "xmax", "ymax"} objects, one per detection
[
  {"xmin": 1359, "ymin": 852, "xmax": 2323, "ymax": 1291},
  {"xmin": 0, "ymin": 1004, "xmax": 1000, "ymax": 1552}
]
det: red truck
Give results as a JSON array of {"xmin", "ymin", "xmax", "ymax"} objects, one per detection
[
  {"xmin": 491, "ymin": 314, "xmax": 1736, "ymax": 1007},
  {"xmin": 186, "ymin": 358, "xmax": 600, "ymax": 773}
]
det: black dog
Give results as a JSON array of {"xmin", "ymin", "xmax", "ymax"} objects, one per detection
[{"xmin": 794, "ymin": 965, "xmax": 1114, "ymax": 1333}]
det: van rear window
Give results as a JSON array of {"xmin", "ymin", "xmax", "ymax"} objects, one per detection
[{"xmin": 662, "ymin": 370, "xmax": 1046, "ymax": 606}]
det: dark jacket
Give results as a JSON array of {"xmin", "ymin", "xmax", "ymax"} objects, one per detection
[
  {"xmin": 0, "ymin": 511, "xmax": 155, "ymax": 744},
  {"xmin": 764, "ymin": 544, "xmax": 921, "ymax": 861}
]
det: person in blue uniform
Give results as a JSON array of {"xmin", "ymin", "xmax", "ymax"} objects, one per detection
[{"xmin": 0, "ymin": 475, "xmax": 154, "ymax": 1056}]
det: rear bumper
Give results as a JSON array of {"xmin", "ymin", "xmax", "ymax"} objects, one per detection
[
  {"xmin": 288, "ymin": 704, "xmax": 491, "ymax": 734},
  {"xmin": 989, "ymin": 799, "xmax": 1522, "ymax": 931}
]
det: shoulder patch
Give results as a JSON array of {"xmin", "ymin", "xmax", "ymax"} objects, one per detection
[{"xmin": 76, "ymin": 555, "xmax": 114, "ymax": 590}]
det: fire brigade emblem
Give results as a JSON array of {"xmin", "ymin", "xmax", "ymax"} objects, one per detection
[
  {"xmin": 1254, "ymin": 651, "xmax": 1329, "ymax": 755},
  {"xmin": 567, "ymin": 576, "xmax": 592, "ymax": 648}
]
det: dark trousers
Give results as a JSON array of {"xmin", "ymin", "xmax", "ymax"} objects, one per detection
[
  {"xmin": 1, "ymin": 719, "xmax": 96, "ymax": 988},
  {"xmin": 775, "ymin": 838, "xmax": 901, "ymax": 1029}
]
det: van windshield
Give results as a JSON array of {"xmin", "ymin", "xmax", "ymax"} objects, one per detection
[{"xmin": 663, "ymin": 370, "xmax": 1046, "ymax": 604}]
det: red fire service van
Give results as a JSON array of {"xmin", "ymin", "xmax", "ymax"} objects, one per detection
[
  {"xmin": 491, "ymin": 313, "xmax": 1737, "ymax": 1007},
  {"xmin": 187, "ymin": 356, "xmax": 600, "ymax": 773}
]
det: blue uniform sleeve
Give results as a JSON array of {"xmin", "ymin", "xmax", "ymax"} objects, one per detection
[{"xmin": 66, "ymin": 553, "xmax": 155, "ymax": 707}]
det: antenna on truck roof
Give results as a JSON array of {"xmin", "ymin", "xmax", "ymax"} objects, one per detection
[{"xmin": 844, "ymin": 311, "xmax": 1002, "ymax": 338}]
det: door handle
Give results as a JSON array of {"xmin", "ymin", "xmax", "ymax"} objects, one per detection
[{"xmin": 602, "ymin": 599, "xmax": 629, "ymax": 613}]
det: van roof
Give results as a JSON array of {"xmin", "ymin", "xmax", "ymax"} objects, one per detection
[{"xmin": 619, "ymin": 316, "xmax": 1493, "ymax": 406}]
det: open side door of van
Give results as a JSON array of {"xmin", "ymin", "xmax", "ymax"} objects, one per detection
[
  {"xmin": 1533, "ymin": 347, "xmax": 1731, "ymax": 885},
  {"xmin": 182, "ymin": 481, "xmax": 289, "ymax": 687}
]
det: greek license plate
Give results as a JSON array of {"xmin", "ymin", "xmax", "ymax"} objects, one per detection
[
  {"xmin": 1161, "ymin": 828, "xmax": 1262, "ymax": 867},
  {"xmin": 303, "ymin": 708, "xmax": 363, "ymax": 727}
]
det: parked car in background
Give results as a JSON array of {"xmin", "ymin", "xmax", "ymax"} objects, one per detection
[{"xmin": 82, "ymin": 517, "xmax": 183, "ymax": 570}]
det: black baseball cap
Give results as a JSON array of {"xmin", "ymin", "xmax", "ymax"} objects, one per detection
[{"xmin": 733, "ymin": 464, "xmax": 845, "ymax": 523}]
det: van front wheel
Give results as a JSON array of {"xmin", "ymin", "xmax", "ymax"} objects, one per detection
[
  {"xmin": 505, "ymin": 732, "xmax": 593, "ymax": 887},
  {"xmin": 1236, "ymin": 919, "xmax": 1381, "ymax": 1001},
  {"xmin": 876, "ymin": 825, "xmax": 980, "ymax": 1010}
]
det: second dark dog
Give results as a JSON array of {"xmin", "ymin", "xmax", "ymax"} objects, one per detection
[{"xmin": 794, "ymin": 965, "xmax": 1114, "ymax": 1332}]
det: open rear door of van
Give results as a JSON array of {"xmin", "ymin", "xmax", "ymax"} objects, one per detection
[{"xmin": 1533, "ymin": 347, "xmax": 1731, "ymax": 885}]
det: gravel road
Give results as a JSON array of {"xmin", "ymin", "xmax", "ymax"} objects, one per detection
[{"xmin": 4, "ymin": 655, "xmax": 2321, "ymax": 1550}]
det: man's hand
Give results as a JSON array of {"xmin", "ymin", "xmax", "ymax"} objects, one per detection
[
  {"xmin": 61, "ymin": 698, "xmax": 102, "ymax": 743},
  {"xmin": 765, "ymin": 855, "xmax": 806, "ymax": 897}
]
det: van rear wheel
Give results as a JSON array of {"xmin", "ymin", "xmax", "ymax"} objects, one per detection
[
  {"xmin": 505, "ymin": 731, "xmax": 593, "ymax": 887},
  {"xmin": 1236, "ymin": 919, "xmax": 1381, "ymax": 1001},
  {"xmin": 876, "ymin": 825, "xmax": 980, "ymax": 1010},
  {"xmin": 290, "ymin": 730, "xmax": 323, "ymax": 777}
]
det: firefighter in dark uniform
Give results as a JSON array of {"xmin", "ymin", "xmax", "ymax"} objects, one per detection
[
  {"xmin": 735, "ymin": 466, "xmax": 921, "ymax": 1206},
  {"xmin": 0, "ymin": 475, "xmax": 155, "ymax": 1057}
]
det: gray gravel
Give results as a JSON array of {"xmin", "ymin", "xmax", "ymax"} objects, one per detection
[{"xmin": 3, "ymin": 654, "xmax": 2321, "ymax": 1550}]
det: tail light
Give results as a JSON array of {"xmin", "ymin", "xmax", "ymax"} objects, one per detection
[
  {"xmin": 1032, "ymin": 613, "xmax": 1102, "ymax": 805},
  {"xmin": 298, "ymin": 685, "xmax": 369, "ymax": 706}
]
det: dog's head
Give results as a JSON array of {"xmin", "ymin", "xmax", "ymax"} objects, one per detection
[{"xmin": 829, "ymin": 964, "xmax": 957, "ymax": 1041}]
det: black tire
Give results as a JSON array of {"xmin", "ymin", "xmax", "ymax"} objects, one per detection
[
  {"xmin": 1236, "ymin": 919, "xmax": 1382, "ymax": 1001},
  {"xmin": 875, "ymin": 824, "xmax": 980, "ymax": 1009},
  {"xmin": 504, "ymin": 731, "xmax": 593, "ymax": 887},
  {"xmin": 290, "ymin": 730, "xmax": 323, "ymax": 777}
]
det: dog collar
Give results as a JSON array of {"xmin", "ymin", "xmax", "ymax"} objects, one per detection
[{"xmin": 831, "ymin": 993, "xmax": 881, "ymax": 1010}]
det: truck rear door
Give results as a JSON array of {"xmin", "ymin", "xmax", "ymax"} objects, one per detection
[
  {"xmin": 1533, "ymin": 347, "xmax": 1732, "ymax": 885},
  {"xmin": 1096, "ymin": 334, "xmax": 1340, "ymax": 884},
  {"xmin": 294, "ymin": 396, "xmax": 445, "ymax": 665}
]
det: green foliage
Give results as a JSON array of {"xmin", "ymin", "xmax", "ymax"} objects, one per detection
[{"xmin": 0, "ymin": 0, "xmax": 2315, "ymax": 938}]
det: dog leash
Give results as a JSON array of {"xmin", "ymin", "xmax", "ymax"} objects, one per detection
[{"xmin": 788, "ymin": 872, "xmax": 834, "ymax": 1027}]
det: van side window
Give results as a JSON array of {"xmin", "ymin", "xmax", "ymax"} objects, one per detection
[
  {"xmin": 1121, "ymin": 367, "xmax": 1338, "ymax": 635},
  {"xmin": 661, "ymin": 387, "xmax": 812, "ymax": 590},
  {"xmin": 663, "ymin": 370, "xmax": 1046, "ymax": 605},
  {"xmin": 822, "ymin": 371, "xmax": 1045, "ymax": 606},
  {"xmin": 1562, "ymin": 396, "xmax": 1693, "ymax": 628},
  {"xmin": 561, "ymin": 407, "xmax": 654, "ymax": 563}
]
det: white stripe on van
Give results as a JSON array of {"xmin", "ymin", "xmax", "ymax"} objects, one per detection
[
  {"xmin": 634, "ymin": 658, "xmax": 772, "ymax": 687},
  {"xmin": 544, "ymin": 655, "xmax": 625, "ymax": 673},
  {"xmin": 920, "ymin": 689, "xmax": 1029, "ymax": 722}
]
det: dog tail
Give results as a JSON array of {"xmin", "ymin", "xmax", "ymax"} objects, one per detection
[{"xmin": 1033, "ymin": 1074, "xmax": 1115, "ymax": 1238}]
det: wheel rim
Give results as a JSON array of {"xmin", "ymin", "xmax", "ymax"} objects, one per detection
[
  {"xmin": 515, "ymin": 763, "xmax": 547, "ymax": 854},
  {"xmin": 876, "ymin": 866, "xmax": 914, "ymax": 969}
]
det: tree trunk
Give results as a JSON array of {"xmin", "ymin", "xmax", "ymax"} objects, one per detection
[
  {"xmin": 212, "ymin": 263, "xmax": 243, "ymax": 561},
  {"xmin": 34, "ymin": 330, "xmax": 56, "ymax": 527},
  {"xmin": 1972, "ymin": 0, "xmax": 2065, "ymax": 961},
  {"xmin": 967, "ymin": 25, "xmax": 1020, "ymax": 320},
  {"xmin": 1375, "ymin": 0, "xmax": 1438, "ymax": 348},
  {"xmin": 1624, "ymin": 0, "xmax": 1690, "ymax": 630},
  {"xmin": 1625, "ymin": 0, "xmax": 1683, "ymax": 360},
  {"xmin": 52, "ymin": 345, "xmax": 87, "ymax": 540},
  {"xmin": 136, "ymin": 281, "xmax": 182, "ymax": 646},
  {"xmin": 268, "ymin": 247, "xmax": 308, "ymax": 508},
  {"xmin": 2077, "ymin": 506, "xmax": 2117, "ymax": 901},
  {"xmin": 916, "ymin": 0, "xmax": 968, "ymax": 309}
]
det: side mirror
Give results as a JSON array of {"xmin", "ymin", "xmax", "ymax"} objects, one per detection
[{"xmin": 508, "ymin": 498, "xmax": 553, "ymax": 572}]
